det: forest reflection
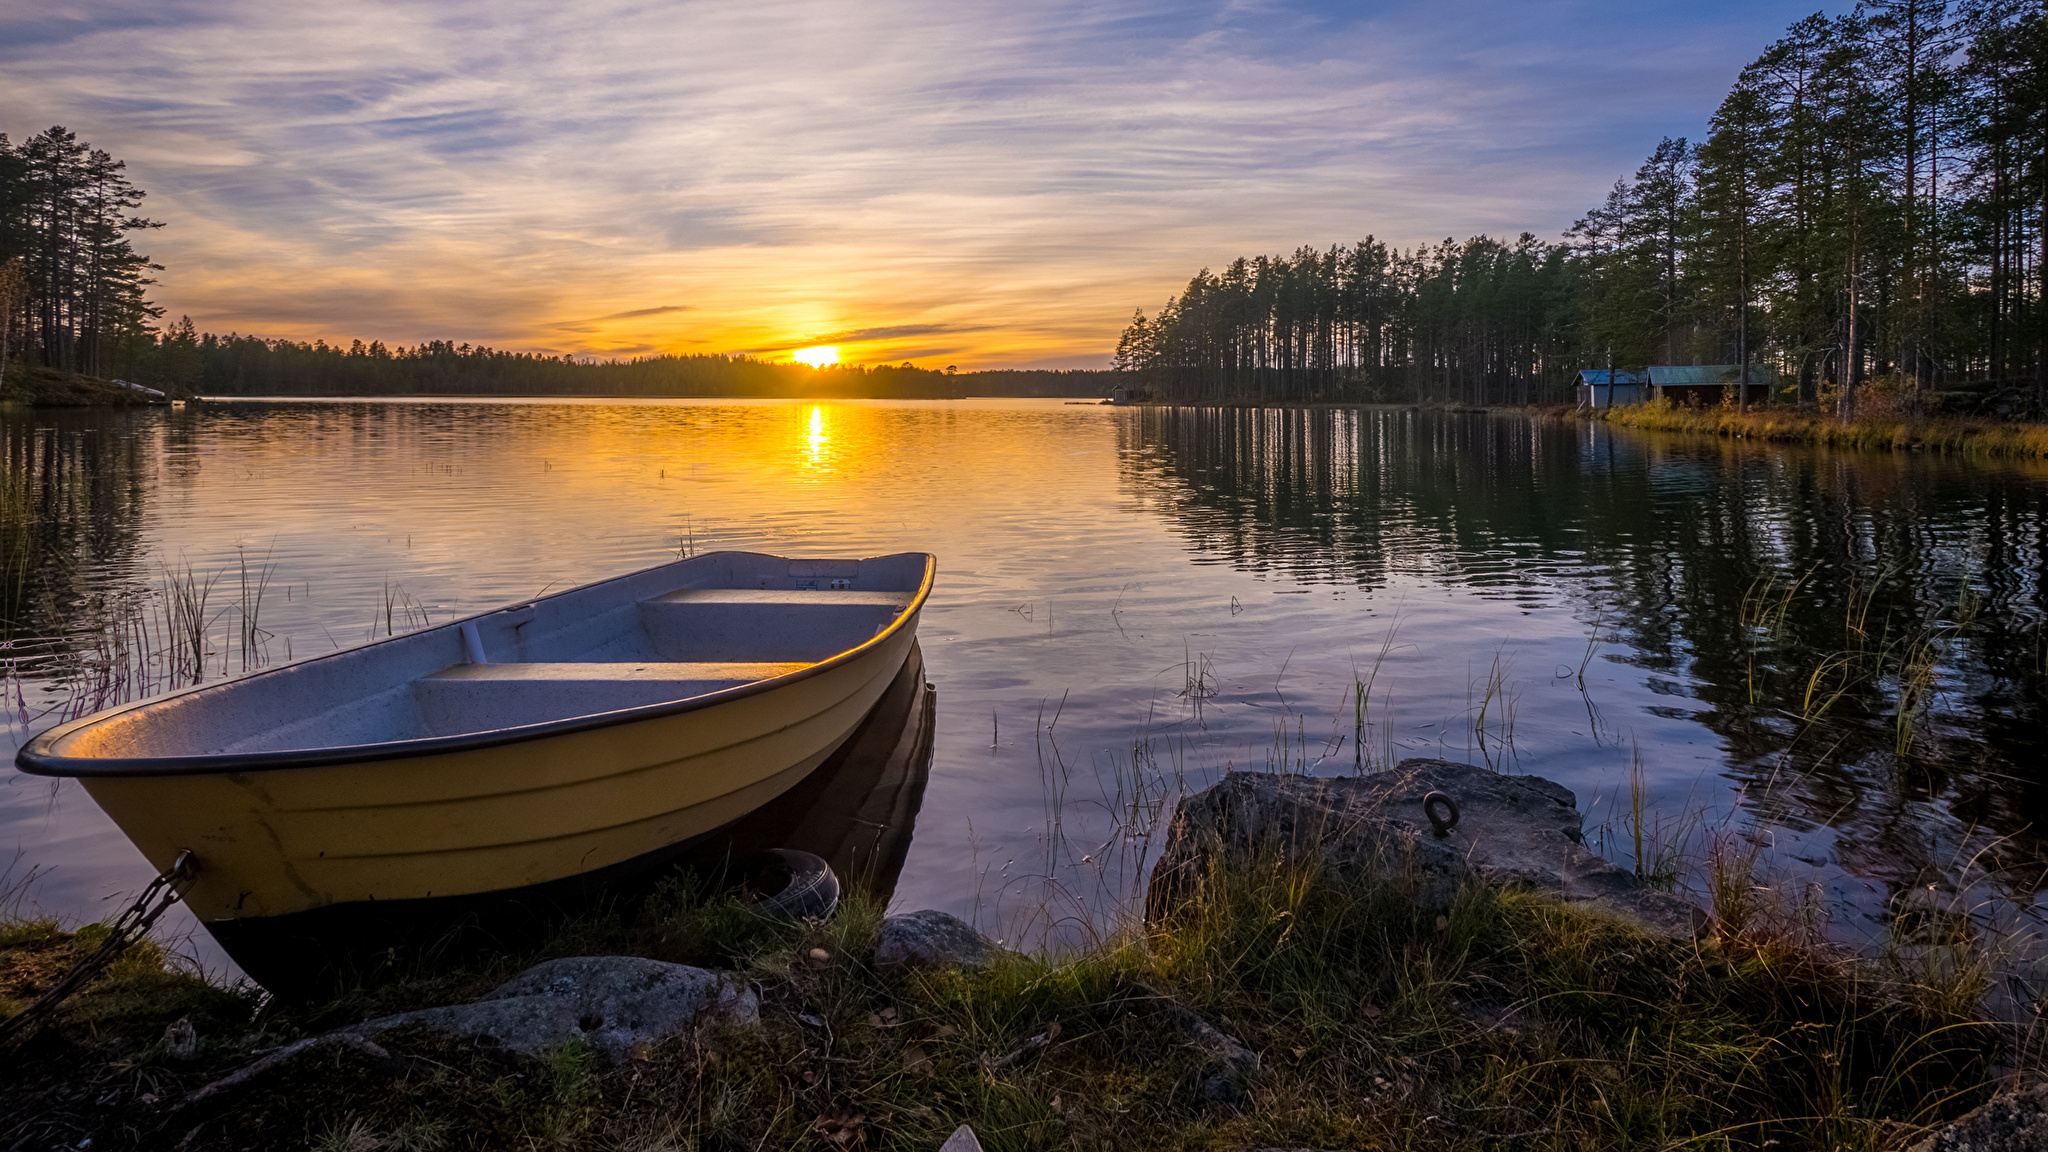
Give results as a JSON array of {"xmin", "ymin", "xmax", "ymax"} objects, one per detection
[
  {"xmin": 0, "ymin": 415, "xmax": 154, "ymax": 645},
  {"xmin": 1122, "ymin": 406, "xmax": 2048, "ymax": 893},
  {"xmin": 6, "ymin": 401, "xmax": 2048, "ymax": 945}
]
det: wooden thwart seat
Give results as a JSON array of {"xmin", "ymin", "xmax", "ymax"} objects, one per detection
[
  {"xmin": 412, "ymin": 661, "xmax": 813, "ymax": 736},
  {"xmin": 644, "ymin": 589, "xmax": 918, "ymax": 607},
  {"xmin": 421, "ymin": 661, "xmax": 810, "ymax": 683},
  {"xmin": 635, "ymin": 590, "xmax": 915, "ymax": 663}
]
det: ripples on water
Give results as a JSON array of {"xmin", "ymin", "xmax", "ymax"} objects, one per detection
[{"xmin": 2, "ymin": 399, "xmax": 2044, "ymax": 972}]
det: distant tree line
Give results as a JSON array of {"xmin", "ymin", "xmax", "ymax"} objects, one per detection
[
  {"xmin": 0, "ymin": 125, "xmax": 1112, "ymax": 400},
  {"xmin": 0, "ymin": 126, "xmax": 160, "ymax": 381},
  {"xmin": 120, "ymin": 323, "xmax": 1105, "ymax": 398},
  {"xmin": 1116, "ymin": 1, "xmax": 2048, "ymax": 413}
]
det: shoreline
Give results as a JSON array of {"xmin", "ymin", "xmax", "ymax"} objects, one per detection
[
  {"xmin": 1, "ymin": 365, "xmax": 182, "ymax": 408},
  {"xmin": 0, "ymin": 811, "xmax": 2015, "ymax": 1151},
  {"xmin": 43, "ymin": 384, "xmax": 2048, "ymax": 467},
  {"xmin": 1580, "ymin": 399, "xmax": 2048, "ymax": 461},
  {"xmin": 1108, "ymin": 397, "xmax": 2048, "ymax": 464}
]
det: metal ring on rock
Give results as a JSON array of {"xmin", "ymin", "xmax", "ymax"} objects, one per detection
[{"xmin": 1422, "ymin": 791, "xmax": 1460, "ymax": 837}]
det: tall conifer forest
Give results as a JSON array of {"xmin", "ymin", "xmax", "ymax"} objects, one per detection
[
  {"xmin": 1115, "ymin": 1, "xmax": 2048, "ymax": 412},
  {"xmin": 0, "ymin": 126, "xmax": 160, "ymax": 381}
]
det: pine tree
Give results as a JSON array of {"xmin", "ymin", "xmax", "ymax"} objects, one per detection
[
  {"xmin": 0, "ymin": 127, "xmax": 160, "ymax": 378},
  {"xmin": 1698, "ymin": 86, "xmax": 1775, "ymax": 408}
]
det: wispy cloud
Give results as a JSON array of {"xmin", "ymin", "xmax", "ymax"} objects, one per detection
[
  {"xmin": 0, "ymin": 0, "xmax": 1845, "ymax": 366},
  {"xmin": 734, "ymin": 324, "xmax": 992, "ymax": 356},
  {"xmin": 567, "ymin": 306, "xmax": 694, "ymax": 324},
  {"xmin": 551, "ymin": 304, "xmax": 694, "ymax": 332}
]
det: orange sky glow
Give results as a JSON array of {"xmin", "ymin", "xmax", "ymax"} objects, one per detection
[{"xmin": 1, "ymin": 0, "xmax": 1837, "ymax": 369}]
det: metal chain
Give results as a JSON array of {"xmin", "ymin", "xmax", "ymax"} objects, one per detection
[{"xmin": 0, "ymin": 850, "xmax": 198, "ymax": 1050}]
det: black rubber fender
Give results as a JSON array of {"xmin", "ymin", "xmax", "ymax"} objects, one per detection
[{"xmin": 747, "ymin": 848, "xmax": 841, "ymax": 921}]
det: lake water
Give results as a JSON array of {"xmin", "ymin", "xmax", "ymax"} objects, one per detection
[{"xmin": 3, "ymin": 399, "xmax": 2045, "ymax": 976}]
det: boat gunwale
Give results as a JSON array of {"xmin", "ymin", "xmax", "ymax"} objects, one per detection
[{"xmin": 14, "ymin": 551, "xmax": 936, "ymax": 780}]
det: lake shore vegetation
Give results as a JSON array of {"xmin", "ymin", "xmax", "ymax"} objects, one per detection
[
  {"xmin": 1, "ymin": 835, "xmax": 2020, "ymax": 1152},
  {"xmin": 1113, "ymin": 3, "xmax": 2047, "ymax": 413},
  {"xmin": 1582, "ymin": 393, "xmax": 2048, "ymax": 459},
  {"xmin": 0, "ymin": 361, "xmax": 178, "ymax": 408}
]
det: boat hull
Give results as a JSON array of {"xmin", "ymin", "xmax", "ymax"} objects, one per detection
[
  {"xmin": 19, "ymin": 549, "xmax": 936, "ymax": 992},
  {"xmin": 205, "ymin": 643, "xmax": 935, "ymax": 994},
  {"xmin": 81, "ymin": 623, "xmax": 917, "ymax": 927}
]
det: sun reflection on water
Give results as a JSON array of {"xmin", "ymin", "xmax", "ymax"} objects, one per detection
[{"xmin": 802, "ymin": 405, "xmax": 833, "ymax": 472}]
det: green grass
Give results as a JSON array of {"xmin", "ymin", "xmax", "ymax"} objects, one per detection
[{"xmin": 0, "ymin": 845, "xmax": 2014, "ymax": 1151}]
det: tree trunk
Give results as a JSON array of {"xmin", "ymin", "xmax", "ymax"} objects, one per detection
[{"xmin": 1842, "ymin": 235, "xmax": 1861, "ymax": 422}]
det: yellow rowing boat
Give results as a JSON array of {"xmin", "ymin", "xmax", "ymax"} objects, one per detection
[{"xmin": 17, "ymin": 550, "xmax": 934, "ymax": 986}]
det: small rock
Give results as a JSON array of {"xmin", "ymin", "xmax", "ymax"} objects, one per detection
[
  {"xmin": 876, "ymin": 910, "xmax": 998, "ymax": 975},
  {"xmin": 1113, "ymin": 982, "xmax": 1259, "ymax": 1106},
  {"xmin": 162, "ymin": 1017, "xmax": 198, "ymax": 1061},
  {"xmin": 1909, "ymin": 1080, "xmax": 2048, "ymax": 1152},
  {"xmin": 1147, "ymin": 759, "xmax": 1706, "ymax": 939},
  {"xmin": 937, "ymin": 1125, "xmax": 984, "ymax": 1152},
  {"xmin": 357, "ymin": 955, "xmax": 757, "ymax": 1062}
]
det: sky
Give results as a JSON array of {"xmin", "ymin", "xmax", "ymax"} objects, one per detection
[{"xmin": 2, "ymin": 0, "xmax": 1848, "ymax": 369}]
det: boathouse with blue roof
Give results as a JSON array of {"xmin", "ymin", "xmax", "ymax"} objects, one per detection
[{"xmin": 1575, "ymin": 369, "xmax": 1646, "ymax": 408}]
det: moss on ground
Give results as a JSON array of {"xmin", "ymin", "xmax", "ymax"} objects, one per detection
[{"xmin": 0, "ymin": 857, "xmax": 2016, "ymax": 1151}]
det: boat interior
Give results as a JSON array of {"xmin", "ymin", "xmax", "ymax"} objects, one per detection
[{"xmin": 48, "ymin": 552, "xmax": 932, "ymax": 761}]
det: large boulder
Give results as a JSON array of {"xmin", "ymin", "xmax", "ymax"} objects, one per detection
[
  {"xmin": 358, "ymin": 955, "xmax": 758, "ymax": 1061},
  {"xmin": 1908, "ymin": 1081, "xmax": 2048, "ymax": 1152},
  {"xmin": 875, "ymin": 910, "xmax": 999, "ymax": 975},
  {"xmin": 1146, "ymin": 759, "xmax": 1705, "ymax": 939}
]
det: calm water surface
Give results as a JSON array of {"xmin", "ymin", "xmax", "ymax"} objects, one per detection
[{"xmin": 4, "ymin": 399, "xmax": 2045, "ymax": 974}]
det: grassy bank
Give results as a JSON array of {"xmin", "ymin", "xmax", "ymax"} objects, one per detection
[
  {"xmin": 0, "ymin": 363, "xmax": 179, "ymax": 407},
  {"xmin": 1, "ymin": 845, "xmax": 2016, "ymax": 1151},
  {"xmin": 1584, "ymin": 397, "xmax": 2048, "ymax": 460}
]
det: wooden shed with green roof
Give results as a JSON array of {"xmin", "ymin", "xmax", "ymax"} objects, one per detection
[{"xmin": 1647, "ymin": 364, "xmax": 1776, "ymax": 407}]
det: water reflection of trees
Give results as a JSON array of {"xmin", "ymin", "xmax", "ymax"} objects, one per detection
[
  {"xmin": 0, "ymin": 410, "xmax": 157, "ymax": 709},
  {"xmin": 1120, "ymin": 407, "xmax": 2048, "ymax": 883}
]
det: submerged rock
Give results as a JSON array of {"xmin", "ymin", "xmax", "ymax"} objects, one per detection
[
  {"xmin": 876, "ymin": 910, "xmax": 998, "ymax": 975},
  {"xmin": 1909, "ymin": 1081, "xmax": 2048, "ymax": 1152},
  {"xmin": 1147, "ymin": 759, "xmax": 1706, "ymax": 939},
  {"xmin": 358, "ymin": 955, "xmax": 758, "ymax": 1062}
]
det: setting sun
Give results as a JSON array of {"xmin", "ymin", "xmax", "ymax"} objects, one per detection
[{"xmin": 791, "ymin": 345, "xmax": 839, "ymax": 368}]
